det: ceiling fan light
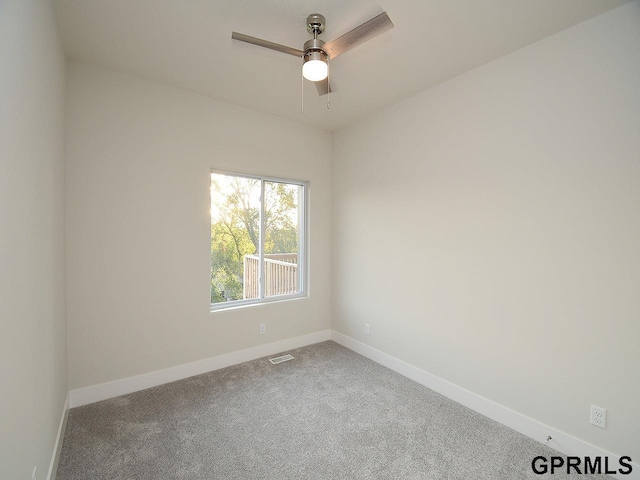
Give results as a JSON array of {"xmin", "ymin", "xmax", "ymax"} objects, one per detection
[{"xmin": 302, "ymin": 51, "xmax": 328, "ymax": 81}]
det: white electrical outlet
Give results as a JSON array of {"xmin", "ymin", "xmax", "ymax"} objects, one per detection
[
  {"xmin": 259, "ymin": 323, "xmax": 265, "ymax": 335},
  {"xmin": 32, "ymin": 467, "xmax": 37, "ymax": 480},
  {"xmin": 590, "ymin": 405, "xmax": 607, "ymax": 429},
  {"xmin": 364, "ymin": 323, "xmax": 370, "ymax": 335}
]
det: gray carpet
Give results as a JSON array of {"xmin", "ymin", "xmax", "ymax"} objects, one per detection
[{"xmin": 56, "ymin": 341, "xmax": 610, "ymax": 479}]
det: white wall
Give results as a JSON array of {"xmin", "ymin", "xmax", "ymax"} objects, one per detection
[
  {"xmin": 0, "ymin": 0, "xmax": 67, "ymax": 478},
  {"xmin": 65, "ymin": 62, "xmax": 332, "ymax": 390},
  {"xmin": 332, "ymin": 1, "xmax": 639, "ymax": 461}
]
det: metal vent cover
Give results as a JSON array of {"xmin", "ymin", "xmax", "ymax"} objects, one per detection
[{"xmin": 269, "ymin": 354, "xmax": 294, "ymax": 365}]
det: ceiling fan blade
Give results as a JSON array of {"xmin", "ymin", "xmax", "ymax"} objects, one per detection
[
  {"xmin": 231, "ymin": 32, "xmax": 304, "ymax": 57},
  {"xmin": 323, "ymin": 12, "xmax": 393, "ymax": 60},
  {"xmin": 315, "ymin": 78, "xmax": 331, "ymax": 96}
]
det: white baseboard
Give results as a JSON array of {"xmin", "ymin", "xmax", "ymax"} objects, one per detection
[
  {"xmin": 330, "ymin": 330, "xmax": 639, "ymax": 480},
  {"xmin": 69, "ymin": 329, "xmax": 331, "ymax": 408},
  {"xmin": 47, "ymin": 393, "xmax": 69, "ymax": 480}
]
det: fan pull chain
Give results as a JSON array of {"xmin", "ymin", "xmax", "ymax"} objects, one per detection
[
  {"xmin": 327, "ymin": 57, "xmax": 330, "ymax": 110},
  {"xmin": 301, "ymin": 67, "xmax": 304, "ymax": 114}
]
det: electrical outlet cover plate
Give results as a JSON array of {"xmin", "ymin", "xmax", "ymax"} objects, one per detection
[{"xmin": 590, "ymin": 405, "xmax": 607, "ymax": 429}]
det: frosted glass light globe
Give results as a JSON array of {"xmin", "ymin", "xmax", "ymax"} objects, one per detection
[{"xmin": 302, "ymin": 53, "xmax": 328, "ymax": 81}]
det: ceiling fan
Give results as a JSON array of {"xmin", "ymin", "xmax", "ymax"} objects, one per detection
[{"xmin": 231, "ymin": 12, "xmax": 394, "ymax": 96}]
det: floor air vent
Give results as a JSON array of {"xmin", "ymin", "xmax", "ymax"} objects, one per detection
[{"xmin": 269, "ymin": 354, "xmax": 294, "ymax": 365}]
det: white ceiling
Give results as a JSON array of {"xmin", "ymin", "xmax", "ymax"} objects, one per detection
[{"xmin": 55, "ymin": 0, "xmax": 629, "ymax": 131}]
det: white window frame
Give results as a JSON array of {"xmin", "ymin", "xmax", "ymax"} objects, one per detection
[{"xmin": 210, "ymin": 170, "xmax": 308, "ymax": 311}]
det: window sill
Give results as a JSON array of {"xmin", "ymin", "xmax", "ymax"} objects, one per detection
[{"xmin": 210, "ymin": 293, "xmax": 308, "ymax": 313}]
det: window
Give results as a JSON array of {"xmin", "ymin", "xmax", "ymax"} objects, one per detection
[{"xmin": 210, "ymin": 172, "xmax": 306, "ymax": 309}]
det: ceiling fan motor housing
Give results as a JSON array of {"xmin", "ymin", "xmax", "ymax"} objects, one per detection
[
  {"xmin": 302, "ymin": 38, "xmax": 328, "ymax": 81},
  {"xmin": 304, "ymin": 37, "xmax": 326, "ymax": 54},
  {"xmin": 303, "ymin": 37, "xmax": 328, "ymax": 82}
]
